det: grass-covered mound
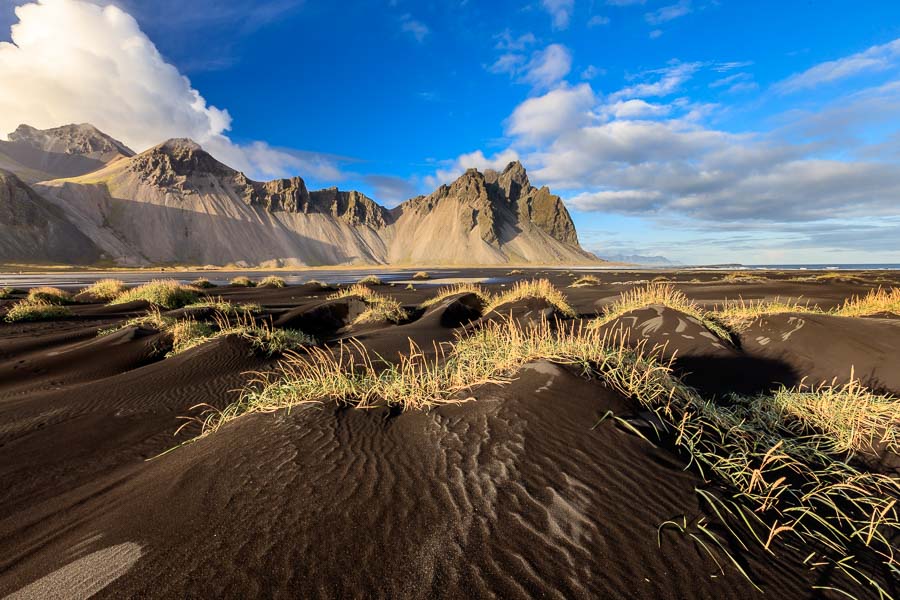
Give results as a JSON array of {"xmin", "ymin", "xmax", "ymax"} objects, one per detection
[
  {"xmin": 835, "ymin": 287, "xmax": 900, "ymax": 317},
  {"xmin": 485, "ymin": 278, "xmax": 577, "ymax": 318},
  {"xmin": 328, "ymin": 284, "xmax": 407, "ymax": 324},
  {"xmin": 419, "ymin": 283, "xmax": 493, "ymax": 309},
  {"xmin": 26, "ymin": 286, "xmax": 73, "ymax": 305},
  {"xmin": 110, "ymin": 280, "xmax": 201, "ymax": 309},
  {"xmin": 5, "ymin": 299, "xmax": 72, "ymax": 322},
  {"xmin": 197, "ymin": 316, "xmax": 899, "ymax": 597},
  {"xmin": 258, "ymin": 275, "xmax": 287, "ymax": 288},
  {"xmin": 357, "ymin": 275, "xmax": 383, "ymax": 286},
  {"xmin": 0, "ymin": 286, "xmax": 13, "ymax": 299},
  {"xmin": 570, "ymin": 275, "xmax": 601, "ymax": 288},
  {"xmin": 78, "ymin": 279, "xmax": 126, "ymax": 302},
  {"xmin": 229, "ymin": 276, "xmax": 256, "ymax": 287}
]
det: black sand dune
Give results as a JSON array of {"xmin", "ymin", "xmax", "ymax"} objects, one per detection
[{"xmin": 0, "ymin": 269, "xmax": 897, "ymax": 599}]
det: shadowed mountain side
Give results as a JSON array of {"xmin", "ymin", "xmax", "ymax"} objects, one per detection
[
  {"xmin": 0, "ymin": 170, "xmax": 103, "ymax": 264},
  {"xmin": 35, "ymin": 182, "xmax": 375, "ymax": 266}
]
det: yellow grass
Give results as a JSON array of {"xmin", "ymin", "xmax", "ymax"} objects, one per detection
[
  {"xmin": 4, "ymin": 299, "xmax": 72, "ymax": 322},
  {"xmin": 26, "ymin": 286, "xmax": 72, "ymax": 305},
  {"xmin": 328, "ymin": 284, "xmax": 407, "ymax": 324},
  {"xmin": 412, "ymin": 271, "xmax": 430, "ymax": 280},
  {"xmin": 0, "ymin": 286, "xmax": 13, "ymax": 299},
  {"xmin": 593, "ymin": 282, "xmax": 732, "ymax": 341},
  {"xmin": 713, "ymin": 297, "xmax": 822, "ymax": 331},
  {"xmin": 229, "ymin": 276, "xmax": 255, "ymax": 287},
  {"xmin": 570, "ymin": 275, "xmax": 601, "ymax": 288},
  {"xmin": 420, "ymin": 283, "xmax": 493, "ymax": 308},
  {"xmin": 357, "ymin": 275, "xmax": 383, "ymax": 285},
  {"xmin": 79, "ymin": 279, "xmax": 126, "ymax": 301},
  {"xmin": 110, "ymin": 280, "xmax": 201, "ymax": 309},
  {"xmin": 721, "ymin": 272, "xmax": 768, "ymax": 283},
  {"xmin": 191, "ymin": 277, "xmax": 216, "ymax": 289},
  {"xmin": 258, "ymin": 275, "xmax": 286, "ymax": 288},
  {"xmin": 485, "ymin": 278, "xmax": 576, "ymax": 318},
  {"xmin": 834, "ymin": 287, "xmax": 900, "ymax": 317}
]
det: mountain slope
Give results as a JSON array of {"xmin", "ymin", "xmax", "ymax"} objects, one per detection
[
  {"xmin": 20, "ymin": 126, "xmax": 597, "ymax": 266},
  {"xmin": 387, "ymin": 162, "xmax": 593, "ymax": 264},
  {"xmin": 0, "ymin": 123, "xmax": 134, "ymax": 183},
  {"xmin": 0, "ymin": 170, "xmax": 103, "ymax": 264}
]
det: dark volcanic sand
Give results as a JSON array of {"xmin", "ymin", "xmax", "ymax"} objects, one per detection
[{"xmin": 0, "ymin": 268, "xmax": 898, "ymax": 599}]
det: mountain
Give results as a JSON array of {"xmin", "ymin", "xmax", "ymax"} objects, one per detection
[
  {"xmin": 6, "ymin": 124, "xmax": 597, "ymax": 267},
  {"xmin": 599, "ymin": 253, "xmax": 680, "ymax": 266},
  {"xmin": 0, "ymin": 123, "xmax": 134, "ymax": 183},
  {"xmin": 0, "ymin": 170, "xmax": 103, "ymax": 264}
]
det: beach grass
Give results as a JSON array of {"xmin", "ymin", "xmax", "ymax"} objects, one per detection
[
  {"xmin": 79, "ymin": 279, "xmax": 126, "ymax": 302},
  {"xmin": 110, "ymin": 280, "xmax": 201, "ymax": 309},
  {"xmin": 4, "ymin": 299, "xmax": 73, "ymax": 322},
  {"xmin": 328, "ymin": 283, "xmax": 408, "ymax": 324},
  {"xmin": 26, "ymin": 286, "xmax": 73, "ymax": 305},
  {"xmin": 485, "ymin": 278, "xmax": 577, "ymax": 318}
]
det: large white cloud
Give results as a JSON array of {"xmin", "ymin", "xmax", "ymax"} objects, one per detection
[{"xmin": 0, "ymin": 0, "xmax": 339, "ymax": 181}]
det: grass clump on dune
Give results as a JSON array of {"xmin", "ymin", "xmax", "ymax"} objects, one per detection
[
  {"xmin": 720, "ymin": 272, "xmax": 768, "ymax": 284},
  {"xmin": 593, "ymin": 282, "xmax": 732, "ymax": 341},
  {"xmin": 169, "ymin": 312, "xmax": 313, "ymax": 357},
  {"xmin": 570, "ymin": 275, "xmax": 601, "ymax": 288},
  {"xmin": 329, "ymin": 284, "xmax": 407, "ymax": 324},
  {"xmin": 79, "ymin": 279, "xmax": 126, "ymax": 302},
  {"xmin": 0, "ymin": 286, "xmax": 14, "ymax": 299},
  {"xmin": 26, "ymin": 286, "xmax": 73, "ymax": 305},
  {"xmin": 199, "ymin": 317, "xmax": 900, "ymax": 596},
  {"xmin": 792, "ymin": 272, "xmax": 866, "ymax": 284},
  {"xmin": 357, "ymin": 274, "xmax": 383, "ymax": 286},
  {"xmin": 412, "ymin": 271, "xmax": 430, "ymax": 280},
  {"xmin": 259, "ymin": 275, "xmax": 286, "ymax": 288},
  {"xmin": 419, "ymin": 282, "xmax": 494, "ymax": 309},
  {"xmin": 485, "ymin": 278, "xmax": 576, "ymax": 318},
  {"xmin": 5, "ymin": 299, "xmax": 72, "ymax": 322},
  {"xmin": 834, "ymin": 287, "xmax": 900, "ymax": 317},
  {"xmin": 712, "ymin": 297, "xmax": 822, "ymax": 331},
  {"xmin": 110, "ymin": 280, "xmax": 201, "ymax": 309},
  {"xmin": 191, "ymin": 277, "xmax": 216, "ymax": 289},
  {"xmin": 229, "ymin": 276, "xmax": 255, "ymax": 287}
]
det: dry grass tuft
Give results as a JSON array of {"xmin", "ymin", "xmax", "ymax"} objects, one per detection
[
  {"xmin": 721, "ymin": 272, "xmax": 768, "ymax": 283},
  {"xmin": 412, "ymin": 271, "xmax": 430, "ymax": 280},
  {"xmin": 229, "ymin": 276, "xmax": 255, "ymax": 287},
  {"xmin": 26, "ymin": 286, "xmax": 73, "ymax": 305},
  {"xmin": 170, "ymin": 311, "xmax": 313, "ymax": 357},
  {"xmin": 420, "ymin": 283, "xmax": 493, "ymax": 309},
  {"xmin": 713, "ymin": 297, "xmax": 822, "ymax": 331},
  {"xmin": 835, "ymin": 287, "xmax": 900, "ymax": 317},
  {"xmin": 593, "ymin": 282, "xmax": 732, "ymax": 341},
  {"xmin": 79, "ymin": 279, "xmax": 126, "ymax": 302},
  {"xmin": 183, "ymin": 298, "xmax": 261, "ymax": 315},
  {"xmin": 0, "ymin": 286, "xmax": 13, "ymax": 299},
  {"xmin": 357, "ymin": 275, "xmax": 383, "ymax": 286},
  {"xmin": 328, "ymin": 284, "xmax": 408, "ymax": 324},
  {"xmin": 259, "ymin": 275, "xmax": 287, "ymax": 288},
  {"xmin": 5, "ymin": 299, "xmax": 72, "ymax": 322},
  {"xmin": 191, "ymin": 277, "xmax": 216, "ymax": 289},
  {"xmin": 110, "ymin": 280, "xmax": 201, "ymax": 309},
  {"xmin": 485, "ymin": 279, "xmax": 576, "ymax": 318},
  {"xmin": 507, "ymin": 269, "xmax": 524, "ymax": 275},
  {"xmin": 570, "ymin": 275, "xmax": 602, "ymax": 288},
  {"xmin": 792, "ymin": 272, "xmax": 866, "ymax": 284}
]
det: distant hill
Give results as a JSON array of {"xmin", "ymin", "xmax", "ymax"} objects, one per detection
[
  {"xmin": 1, "ymin": 123, "xmax": 599, "ymax": 267},
  {"xmin": 599, "ymin": 253, "xmax": 679, "ymax": 266}
]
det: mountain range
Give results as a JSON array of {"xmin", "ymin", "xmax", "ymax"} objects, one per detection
[{"xmin": 0, "ymin": 124, "xmax": 598, "ymax": 267}]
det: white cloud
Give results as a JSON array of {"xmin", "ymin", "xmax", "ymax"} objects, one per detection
[
  {"xmin": 602, "ymin": 99, "xmax": 670, "ymax": 119},
  {"xmin": 0, "ymin": 0, "xmax": 342, "ymax": 181},
  {"xmin": 506, "ymin": 83, "xmax": 595, "ymax": 143},
  {"xmin": 489, "ymin": 43, "xmax": 573, "ymax": 90},
  {"xmin": 400, "ymin": 14, "xmax": 429, "ymax": 43},
  {"xmin": 521, "ymin": 43, "xmax": 572, "ymax": 88},
  {"xmin": 494, "ymin": 30, "xmax": 536, "ymax": 51},
  {"xmin": 644, "ymin": 0, "xmax": 692, "ymax": 25},
  {"xmin": 542, "ymin": 0, "xmax": 574, "ymax": 30},
  {"xmin": 611, "ymin": 61, "xmax": 700, "ymax": 100},
  {"xmin": 587, "ymin": 15, "xmax": 610, "ymax": 27},
  {"xmin": 775, "ymin": 38, "xmax": 900, "ymax": 93},
  {"xmin": 580, "ymin": 65, "xmax": 603, "ymax": 80}
]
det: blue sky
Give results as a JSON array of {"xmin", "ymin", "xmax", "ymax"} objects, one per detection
[{"xmin": 2, "ymin": 0, "xmax": 900, "ymax": 264}]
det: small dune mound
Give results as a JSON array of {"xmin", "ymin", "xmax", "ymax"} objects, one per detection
[
  {"xmin": 570, "ymin": 274, "xmax": 601, "ymax": 287},
  {"xmin": 191, "ymin": 278, "xmax": 216, "ymax": 289},
  {"xmin": 419, "ymin": 292, "xmax": 485, "ymax": 328},
  {"xmin": 110, "ymin": 280, "xmax": 201, "ymax": 309},
  {"xmin": 327, "ymin": 284, "xmax": 407, "ymax": 326},
  {"xmin": 411, "ymin": 271, "xmax": 430, "ymax": 281},
  {"xmin": 275, "ymin": 297, "xmax": 369, "ymax": 337},
  {"xmin": 741, "ymin": 312, "xmax": 900, "ymax": 394},
  {"xmin": 835, "ymin": 286, "xmax": 900, "ymax": 318},
  {"xmin": 75, "ymin": 279, "xmax": 126, "ymax": 303},
  {"xmin": 4, "ymin": 299, "xmax": 73, "ymax": 323},
  {"xmin": 484, "ymin": 279, "xmax": 576, "ymax": 324},
  {"xmin": 26, "ymin": 286, "xmax": 73, "ymax": 305},
  {"xmin": 357, "ymin": 275, "xmax": 382, "ymax": 286},
  {"xmin": 258, "ymin": 275, "xmax": 286, "ymax": 288},
  {"xmin": 229, "ymin": 276, "xmax": 255, "ymax": 287}
]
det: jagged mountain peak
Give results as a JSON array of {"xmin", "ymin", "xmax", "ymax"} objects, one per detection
[
  {"xmin": 8, "ymin": 123, "xmax": 134, "ymax": 159},
  {"xmin": 129, "ymin": 138, "xmax": 234, "ymax": 186}
]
